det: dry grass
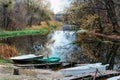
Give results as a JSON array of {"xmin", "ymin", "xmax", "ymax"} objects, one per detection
[
  {"xmin": 0, "ymin": 44, "xmax": 18, "ymax": 59},
  {"xmin": 25, "ymin": 21, "xmax": 62, "ymax": 30}
]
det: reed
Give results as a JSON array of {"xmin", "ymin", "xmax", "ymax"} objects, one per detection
[{"xmin": 0, "ymin": 44, "xmax": 18, "ymax": 59}]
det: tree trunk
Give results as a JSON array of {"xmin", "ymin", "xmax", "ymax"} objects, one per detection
[
  {"xmin": 105, "ymin": 44, "xmax": 119, "ymax": 69},
  {"xmin": 104, "ymin": 0, "xmax": 119, "ymax": 32}
]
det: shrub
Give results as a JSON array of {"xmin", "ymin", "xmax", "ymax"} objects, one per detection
[{"xmin": 0, "ymin": 44, "xmax": 18, "ymax": 59}]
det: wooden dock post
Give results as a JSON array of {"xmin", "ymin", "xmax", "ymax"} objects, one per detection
[
  {"xmin": 13, "ymin": 67, "xmax": 19, "ymax": 75},
  {"xmin": 93, "ymin": 68, "xmax": 102, "ymax": 80}
]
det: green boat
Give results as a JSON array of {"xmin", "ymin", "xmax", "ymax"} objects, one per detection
[{"xmin": 33, "ymin": 57, "xmax": 61, "ymax": 64}]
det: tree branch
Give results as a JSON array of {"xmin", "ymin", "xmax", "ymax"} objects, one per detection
[{"xmin": 89, "ymin": 30, "xmax": 120, "ymax": 40}]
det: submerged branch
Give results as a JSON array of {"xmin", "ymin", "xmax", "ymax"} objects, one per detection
[
  {"xmin": 77, "ymin": 29, "xmax": 120, "ymax": 41},
  {"xmin": 76, "ymin": 29, "xmax": 120, "ymax": 45}
]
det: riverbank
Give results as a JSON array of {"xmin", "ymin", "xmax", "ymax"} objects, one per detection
[{"xmin": 0, "ymin": 63, "xmax": 63, "ymax": 80}]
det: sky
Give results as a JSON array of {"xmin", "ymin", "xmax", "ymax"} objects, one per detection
[{"xmin": 47, "ymin": 0, "xmax": 71, "ymax": 14}]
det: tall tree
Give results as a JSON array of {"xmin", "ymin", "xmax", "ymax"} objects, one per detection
[
  {"xmin": 0, "ymin": 0, "xmax": 53, "ymax": 30},
  {"xmin": 104, "ymin": 0, "xmax": 119, "ymax": 32},
  {"xmin": 65, "ymin": 0, "xmax": 120, "ymax": 69},
  {"xmin": 0, "ymin": 0, "xmax": 13, "ymax": 30}
]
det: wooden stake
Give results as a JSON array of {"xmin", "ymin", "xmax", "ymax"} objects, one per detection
[{"xmin": 13, "ymin": 67, "xmax": 19, "ymax": 75}]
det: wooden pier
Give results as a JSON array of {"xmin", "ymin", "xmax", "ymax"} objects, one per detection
[{"xmin": 55, "ymin": 70, "xmax": 120, "ymax": 80}]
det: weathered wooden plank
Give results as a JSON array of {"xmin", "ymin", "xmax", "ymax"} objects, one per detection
[{"xmin": 55, "ymin": 70, "xmax": 120, "ymax": 80}]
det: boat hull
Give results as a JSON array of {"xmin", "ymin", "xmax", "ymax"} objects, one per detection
[
  {"xmin": 33, "ymin": 57, "xmax": 61, "ymax": 64},
  {"xmin": 10, "ymin": 54, "xmax": 43, "ymax": 64},
  {"xmin": 61, "ymin": 63, "xmax": 109, "ymax": 76},
  {"xmin": 107, "ymin": 75, "xmax": 120, "ymax": 80}
]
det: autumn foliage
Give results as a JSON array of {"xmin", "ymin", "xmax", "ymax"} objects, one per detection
[
  {"xmin": 0, "ymin": 44, "xmax": 18, "ymax": 59},
  {"xmin": 64, "ymin": 0, "xmax": 120, "ymax": 68}
]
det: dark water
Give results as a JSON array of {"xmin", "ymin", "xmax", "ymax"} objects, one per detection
[{"xmin": 32, "ymin": 30, "xmax": 120, "ymax": 69}]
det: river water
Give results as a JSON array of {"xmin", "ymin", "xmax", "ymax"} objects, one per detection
[
  {"xmin": 45, "ymin": 30, "xmax": 82, "ymax": 62},
  {"xmin": 32, "ymin": 29, "xmax": 88, "ymax": 62},
  {"xmin": 32, "ymin": 29, "xmax": 120, "ymax": 69}
]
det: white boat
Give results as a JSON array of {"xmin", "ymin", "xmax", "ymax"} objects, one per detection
[
  {"xmin": 107, "ymin": 75, "xmax": 120, "ymax": 80},
  {"xmin": 10, "ymin": 54, "xmax": 43, "ymax": 64},
  {"xmin": 61, "ymin": 63, "xmax": 109, "ymax": 76}
]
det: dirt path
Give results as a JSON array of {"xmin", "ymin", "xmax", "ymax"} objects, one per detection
[{"xmin": 0, "ymin": 63, "xmax": 63, "ymax": 80}]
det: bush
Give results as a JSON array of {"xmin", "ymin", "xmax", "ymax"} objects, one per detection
[{"xmin": 0, "ymin": 44, "xmax": 18, "ymax": 59}]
